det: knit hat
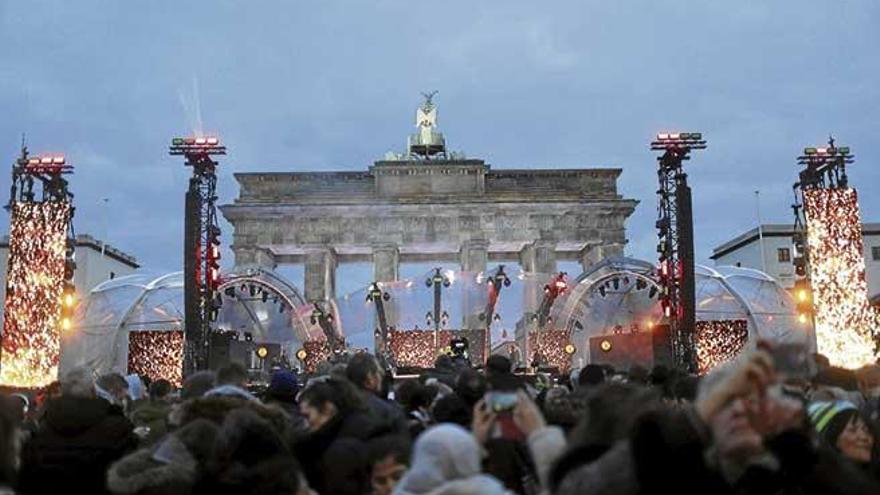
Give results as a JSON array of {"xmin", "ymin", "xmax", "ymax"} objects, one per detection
[
  {"xmin": 267, "ymin": 370, "xmax": 299, "ymax": 400},
  {"xmin": 807, "ymin": 400, "xmax": 857, "ymax": 434}
]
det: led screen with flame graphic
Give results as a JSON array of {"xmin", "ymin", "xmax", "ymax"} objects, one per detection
[{"xmin": 1, "ymin": 202, "xmax": 72, "ymax": 388}]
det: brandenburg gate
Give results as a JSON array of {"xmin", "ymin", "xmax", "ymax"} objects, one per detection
[{"xmin": 221, "ymin": 95, "xmax": 637, "ymax": 335}]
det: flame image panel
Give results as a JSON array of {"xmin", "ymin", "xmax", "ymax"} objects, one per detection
[
  {"xmin": 803, "ymin": 188, "xmax": 879, "ymax": 368},
  {"xmin": 1, "ymin": 201, "xmax": 72, "ymax": 388}
]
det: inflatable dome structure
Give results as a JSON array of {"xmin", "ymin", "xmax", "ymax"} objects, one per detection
[
  {"xmin": 554, "ymin": 257, "xmax": 811, "ymax": 368},
  {"xmin": 62, "ymin": 267, "xmax": 322, "ymax": 383}
]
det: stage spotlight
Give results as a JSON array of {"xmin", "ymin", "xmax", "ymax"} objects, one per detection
[
  {"xmin": 248, "ymin": 285, "xmax": 256, "ymax": 297},
  {"xmin": 261, "ymin": 291, "xmax": 268, "ymax": 303},
  {"xmin": 244, "ymin": 333, "xmax": 253, "ymax": 342},
  {"xmin": 574, "ymin": 321, "xmax": 584, "ymax": 330},
  {"xmin": 636, "ymin": 279, "xmax": 647, "ymax": 290},
  {"xmin": 224, "ymin": 286, "xmax": 236, "ymax": 298},
  {"xmin": 296, "ymin": 348, "xmax": 308, "ymax": 361},
  {"xmin": 564, "ymin": 344, "xmax": 576, "ymax": 355},
  {"xmin": 648, "ymin": 286, "xmax": 658, "ymax": 299},
  {"xmin": 599, "ymin": 286, "xmax": 606, "ymax": 298},
  {"xmin": 279, "ymin": 303, "xmax": 287, "ymax": 314},
  {"xmin": 612, "ymin": 278, "xmax": 620, "ymax": 290},
  {"xmin": 623, "ymin": 276, "xmax": 630, "ymax": 285},
  {"xmin": 256, "ymin": 346, "xmax": 269, "ymax": 359},
  {"xmin": 600, "ymin": 339, "xmax": 612, "ymax": 352}
]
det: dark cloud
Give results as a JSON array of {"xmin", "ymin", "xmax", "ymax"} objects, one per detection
[{"xmin": 1, "ymin": 0, "xmax": 877, "ymax": 281}]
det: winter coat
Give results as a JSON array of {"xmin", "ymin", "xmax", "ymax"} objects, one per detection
[
  {"xmin": 18, "ymin": 397, "xmax": 138, "ymax": 495},
  {"xmin": 393, "ymin": 424, "xmax": 513, "ymax": 495}
]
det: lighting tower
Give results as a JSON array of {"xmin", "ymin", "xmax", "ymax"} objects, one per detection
[
  {"xmin": 170, "ymin": 136, "xmax": 225, "ymax": 376},
  {"xmin": 651, "ymin": 132, "xmax": 706, "ymax": 373},
  {"xmin": 791, "ymin": 137, "xmax": 853, "ymax": 327},
  {"xmin": 2, "ymin": 146, "xmax": 75, "ymax": 386},
  {"xmin": 366, "ymin": 282, "xmax": 392, "ymax": 353},
  {"xmin": 8, "ymin": 149, "xmax": 76, "ymax": 322},
  {"xmin": 425, "ymin": 268, "xmax": 451, "ymax": 354}
]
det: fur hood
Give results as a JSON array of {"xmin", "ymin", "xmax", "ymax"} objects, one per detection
[
  {"xmin": 169, "ymin": 395, "xmax": 291, "ymax": 434},
  {"xmin": 106, "ymin": 436, "xmax": 196, "ymax": 494}
]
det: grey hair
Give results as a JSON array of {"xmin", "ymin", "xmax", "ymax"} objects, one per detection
[{"xmin": 61, "ymin": 367, "xmax": 96, "ymax": 398}]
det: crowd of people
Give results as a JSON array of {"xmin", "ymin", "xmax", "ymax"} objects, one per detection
[{"xmin": 0, "ymin": 346, "xmax": 878, "ymax": 494}]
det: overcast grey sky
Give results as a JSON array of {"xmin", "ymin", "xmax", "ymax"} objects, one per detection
[{"xmin": 1, "ymin": 1, "xmax": 878, "ymax": 295}]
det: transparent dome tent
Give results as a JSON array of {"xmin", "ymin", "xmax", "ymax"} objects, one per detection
[
  {"xmin": 61, "ymin": 267, "xmax": 323, "ymax": 377},
  {"xmin": 553, "ymin": 257, "xmax": 811, "ymax": 368},
  {"xmin": 335, "ymin": 268, "xmax": 492, "ymax": 351}
]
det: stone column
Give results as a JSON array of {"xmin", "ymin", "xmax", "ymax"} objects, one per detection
[
  {"xmin": 372, "ymin": 244, "xmax": 399, "ymax": 331},
  {"xmin": 372, "ymin": 244, "xmax": 400, "ymax": 283},
  {"xmin": 519, "ymin": 240, "xmax": 556, "ymax": 363},
  {"xmin": 304, "ymin": 247, "xmax": 337, "ymax": 303},
  {"xmin": 578, "ymin": 241, "xmax": 603, "ymax": 275},
  {"xmin": 460, "ymin": 239, "xmax": 489, "ymax": 331},
  {"xmin": 579, "ymin": 241, "xmax": 625, "ymax": 274}
]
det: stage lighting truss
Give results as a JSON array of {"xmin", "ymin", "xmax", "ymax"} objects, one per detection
[
  {"xmin": 2, "ymin": 146, "xmax": 76, "ymax": 388},
  {"xmin": 170, "ymin": 135, "xmax": 225, "ymax": 375},
  {"xmin": 651, "ymin": 131, "xmax": 706, "ymax": 373},
  {"xmin": 169, "ymin": 136, "xmax": 226, "ymax": 157}
]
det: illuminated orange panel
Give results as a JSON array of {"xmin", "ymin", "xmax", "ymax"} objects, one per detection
[
  {"xmin": 804, "ymin": 188, "xmax": 879, "ymax": 368},
  {"xmin": 1, "ymin": 202, "xmax": 72, "ymax": 388}
]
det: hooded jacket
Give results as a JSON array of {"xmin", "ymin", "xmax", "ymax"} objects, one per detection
[
  {"xmin": 393, "ymin": 424, "xmax": 512, "ymax": 495},
  {"xmin": 19, "ymin": 396, "xmax": 138, "ymax": 495}
]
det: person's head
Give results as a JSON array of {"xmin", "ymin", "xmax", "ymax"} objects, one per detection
[
  {"xmin": 346, "ymin": 353, "xmax": 384, "ymax": 393},
  {"xmin": 486, "ymin": 355, "xmax": 512, "ymax": 377},
  {"xmin": 299, "ymin": 378, "xmax": 363, "ymax": 432},
  {"xmin": 578, "ymin": 365, "xmax": 605, "ymax": 388},
  {"xmin": 809, "ymin": 401, "xmax": 875, "ymax": 464},
  {"xmin": 454, "ymin": 369, "xmax": 487, "ymax": 409},
  {"xmin": 710, "ymin": 397, "xmax": 764, "ymax": 463},
  {"xmin": 430, "ymin": 393, "xmax": 471, "ymax": 427},
  {"xmin": 542, "ymin": 386, "xmax": 584, "ymax": 432},
  {"xmin": 393, "ymin": 424, "xmax": 482, "ymax": 494},
  {"xmin": 698, "ymin": 367, "xmax": 763, "ymax": 464},
  {"xmin": 182, "ymin": 370, "xmax": 216, "ymax": 400},
  {"xmin": 149, "ymin": 379, "xmax": 173, "ymax": 402},
  {"xmin": 207, "ymin": 410, "xmax": 303, "ymax": 495},
  {"xmin": 568, "ymin": 382, "xmax": 658, "ymax": 452},
  {"xmin": 97, "ymin": 373, "xmax": 129, "ymax": 403},
  {"xmin": 395, "ymin": 380, "xmax": 430, "ymax": 414},
  {"xmin": 217, "ymin": 362, "xmax": 249, "ymax": 388},
  {"xmin": 434, "ymin": 354, "xmax": 454, "ymax": 371},
  {"xmin": 61, "ymin": 367, "xmax": 96, "ymax": 399},
  {"xmin": 266, "ymin": 370, "xmax": 299, "ymax": 402},
  {"xmin": 367, "ymin": 435, "xmax": 411, "ymax": 495}
]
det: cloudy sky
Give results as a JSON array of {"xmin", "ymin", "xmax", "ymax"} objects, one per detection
[{"xmin": 1, "ymin": 1, "xmax": 878, "ymax": 299}]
